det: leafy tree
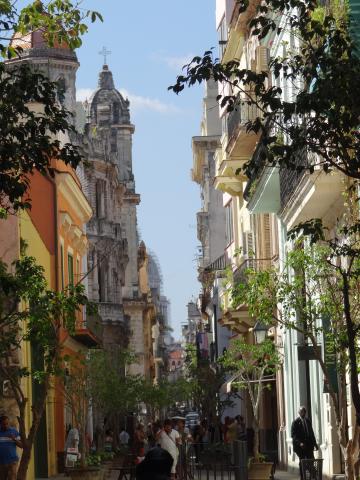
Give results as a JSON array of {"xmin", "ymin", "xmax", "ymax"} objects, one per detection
[
  {"xmin": 0, "ymin": 0, "xmax": 102, "ymax": 215},
  {"xmin": 61, "ymin": 355, "xmax": 92, "ymax": 468},
  {"xmin": 221, "ymin": 338, "xmax": 281, "ymax": 460},
  {"xmin": 88, "ymin": 348, "xmax": 144, "ymax": 445},
  {"xmin": 142, "ymin": 378, "xmax": 195, "ymax": 420},
  {"xmin": 0, "ymin": 253, "xmax": 93, "ymax": 480},
  {"xmin": 184, "ymin": 344, "xmax": 237, "ymax": 422},
  {"xmin": 169, "ymin": 0, "xmax": 360, "ymax": 180},
  {"xmin": 230, "ymin": 230, "xmax": 360, "ymax": 478}
]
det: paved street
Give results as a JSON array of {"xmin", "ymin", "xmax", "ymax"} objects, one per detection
[{"xmin": 274, "ymin": 470, "xmax": 299, "ymax": 480}]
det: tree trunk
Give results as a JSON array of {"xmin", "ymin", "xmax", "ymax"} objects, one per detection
[
  {"xmin": 343, "ymin": 275, "xmax": 360, "ymax": 424},
  {"xmin": 343, "ymin": 425, "xmax": 360, "ymax": 480},
  {"xmin": 253, "ymin": 418, "xmax": 260, "ymax": 460},
  {"xmin": 16, "ymin": 372, "xmax": 50, "ymax": 480},
  {"xmin": 17, "ymin": 443, "xmax": 32, "ymax": 480}
]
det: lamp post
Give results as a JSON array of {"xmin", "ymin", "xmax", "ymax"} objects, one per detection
[{"xmin": 253, "ymin": 321, "xmax": 268, "ymax": 344}]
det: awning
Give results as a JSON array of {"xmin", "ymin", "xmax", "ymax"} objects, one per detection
[{"xmin": 220, "ymin": 373, "xmax": 240, "ymax": 394}]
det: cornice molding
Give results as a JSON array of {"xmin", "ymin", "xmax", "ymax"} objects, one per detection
[{"xmin": 56, "ymin": 172, "xmax": 93, "ymax": 223}]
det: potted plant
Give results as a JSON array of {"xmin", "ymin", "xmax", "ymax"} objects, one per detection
[{"xmin": 222, "ymin": 337, "xmax": 281, "ymax": 479}]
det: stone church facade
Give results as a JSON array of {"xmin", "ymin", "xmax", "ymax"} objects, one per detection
[{"xmin": 82, "ymin": 63, "xmax": 157, "ymax": 373}]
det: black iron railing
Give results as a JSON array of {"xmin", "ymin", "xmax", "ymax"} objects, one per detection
[
  {"xmin": 178, "ymin": 441, "xmax": 248, "ymax": 480},
  {"xmin": 204, "ymin": 252, "xmax": 230, "ymax": 273},
  {"xmin": 227, "ymin": 106, "xmax": 242, "ymax": 140},
  {"xmin": 233, "ymin": 258, "xmax": 274, "ymax": 284},
  {"xmin": 279, "ymin": 147, "xmax": 307, "ymax": 210}
]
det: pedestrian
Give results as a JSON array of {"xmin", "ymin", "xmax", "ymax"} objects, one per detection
[
  {"xmin": 133, "ymin": 424, "xmax": 146, "ymax": 458},
  {"xmin": 119, "ymin": 428, "xmax": 130, "ymax": 447},
  {"xmin": 156, "ymin": 419, "xmax": 179, "ymax": 480},
  {"xmin": 152, "ymin": 421, "xmax": 162, "ymax": 447},
  {"xmin": 0, "ymin": 415, "xmax": 22, "ymax": 480},
  {"xmin": 222, "ymin": 416, "xmax": 231, "ymax": 443},
  {"xmin": 176, "ymin": 419, "xmax": 192, "ymax": 445},
  {"xmin": 136, "ymin": 447, "xmax": 173, "ymax": 480},
  {"xmin": 65, "ymin": 425, "xmax": 79, "ymax": 451},
  {"xmin": 104, "ymin": 429, "xmax": 114, "ymax": 452},
  {"xmin": 235, "ymin": 415, "xmax": 247, "ymax": 441},
  {"xmin": 291, "ymin": 406, "xmax": 318, "ymax": 479},
  {"xmin": 226, "ymin": 418, "xmax": 238, "ymax": 443}
]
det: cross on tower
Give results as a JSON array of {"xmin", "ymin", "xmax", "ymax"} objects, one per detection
[{"xmin": 99, "ymin": 46, "xmax": 111, "ymax": 66}]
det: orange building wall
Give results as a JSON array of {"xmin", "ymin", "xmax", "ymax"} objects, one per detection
[{"xmin": 26, "ymin": 171, "xmax": 56, "ymax": 289}]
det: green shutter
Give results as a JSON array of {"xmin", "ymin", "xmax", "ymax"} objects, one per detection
[
  {"xmin": 349, "ymin": 0, "xmax": 360, "ymax": 51},
  {"xmin": 68, "ymin": 254, "xmax": 74, "ymax": 286}
]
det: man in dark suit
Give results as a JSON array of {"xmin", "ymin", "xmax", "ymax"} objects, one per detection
[{"xmin": 291, "ymin": 406, "xmax": 318, "ymax": 478}]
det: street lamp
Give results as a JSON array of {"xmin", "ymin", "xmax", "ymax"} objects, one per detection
[{"xmin": 253, "ymin": 321, "xmax": 268, "ymax": 344}]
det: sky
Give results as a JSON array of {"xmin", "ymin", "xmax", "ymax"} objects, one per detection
[{"xmin": 74, "ymin": 0, "xmax": 217, "ymax": 338}]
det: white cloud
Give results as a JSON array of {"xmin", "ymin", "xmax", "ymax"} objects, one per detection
[
  {"xmin": 76, "ymin": 87, "xmax": 181, "ymax": 114},
  {"xmin": 76, "ymin": 88, "xmax": 94, "ymax": 102},
  {"xmin": 120, "ymin": 89, "xmax": 180, "ymax": 114},
  {"xmin": 152, "ymin": 52, "xmax": 195, "ymax": 71}
]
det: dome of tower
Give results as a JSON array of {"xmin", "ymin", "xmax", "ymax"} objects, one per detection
[
  {"xmin": 88, "ymin": 64, "xmax": 131, "ymax": 126},
  {"xmin": 9, "ymin": 29, "xmax": 78, "ymax": 62}
]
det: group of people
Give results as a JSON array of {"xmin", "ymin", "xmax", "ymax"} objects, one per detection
[
  {"xmin": 0, "ymin": 406, "xmax": 319, "ymax": 480},
  {"xmin": 131, "ymin": 415, "xmax": 248, "ymax": 479},
  {"xmin": 222, "ymin": 415, "xmax": 247, "ymax": 443},
  {"xmin": 129, "ymin": 418, "xmax": 190, "ymax": 479}
]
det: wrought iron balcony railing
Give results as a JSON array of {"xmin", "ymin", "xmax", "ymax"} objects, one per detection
[
  {"xmin": 279, "ymin": 147, "xmax": 307, "ymax": 210},
  {"xmin": 204, "ymin": 252, "xmax": 230, "ymax": 273}
]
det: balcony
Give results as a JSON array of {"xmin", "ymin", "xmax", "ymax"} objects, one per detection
[
  {"xmin": 279, "ymin": 148, "xmax": 308, "ymax": 211},
  {"xmin": 226, "ymin": 102, "xmax": 261, "ymax": 158},
  {"xmin": 214, "ymin": 147, "xmax": 247, "ymax": 196},
  {"xmin": 220, "ymin": 257, "xmax": 275, "ymax": 334},
  {"xmin": 221, "ymin": 0, "xmax": 262, "ymax": 63},
  {"xmin": 244, "ymin": 142, "xmax": 280, "ymax": 214},
  {"xmin": 72, "ymin": 313, "xmax": 102, "ymax": 347},
  {"xmin": 204, "ymin": 252, "xmax": 230, "ymax": 273}
]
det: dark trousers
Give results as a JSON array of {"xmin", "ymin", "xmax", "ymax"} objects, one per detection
[{"xmin": 297, "ymin": 448, "xmax": 314, "ymax": 479}]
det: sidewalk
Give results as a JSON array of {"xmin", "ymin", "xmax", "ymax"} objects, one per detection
[{"xmin": 274, "ymin": 469, "xmax": 299, "ymax": 480}]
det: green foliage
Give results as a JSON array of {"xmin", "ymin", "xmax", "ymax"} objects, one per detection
[
  {"xmin": 88, "ymin": 349, "xmax": 143, "ymax": 417},
  {"xmin": 79, "ymin": 454, "xmax": 101, "ymax": 468},
  {"xmin": 99, "ymin": 451, "xmax": 114, "ymax": 462},
  {"xmin": 0, "ymin": 1, "xmax": 102, "ymax": 213},
  {"xmin": 221, "ymin": 338, "xmax": 281, "ymax": 459},
  {"xmin": 0, "ymin": 254, "xmax": 92, "ymax": 384},
  {"xmin": 183, "ymin": 344, "xmax": 237, "ymax": 420},
  {"xmin": 0, "ymin": 252, "xmax": 93, "ymax": 478},
  {"xmin": 169, "ymin": 0, "xmax": 360, "ymax": 180}
]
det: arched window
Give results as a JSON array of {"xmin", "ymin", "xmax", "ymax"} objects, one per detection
[{"xmin": 57, "ymin": 76, "xmax": 66, "ymax": 105}]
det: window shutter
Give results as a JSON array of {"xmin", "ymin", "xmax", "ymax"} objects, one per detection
[
  {"xmin": 263, "ymin": 213, "xmax": 271, "ymax": 259},
  {"xmin": 256, "ymin": 46, "xmax": 269, "ymax": 73}
]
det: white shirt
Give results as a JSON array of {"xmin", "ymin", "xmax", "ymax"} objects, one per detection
[
  {"xmin": 170, "ymin": 429, "xmax": 180, "ymax": 444},
  {"xmin": 119, "ymin": 430, "xmax": 130, "ymax": 445},
  {"xmin": 159, "ymin": 430, "xmax": 178, "ymax": 459}
]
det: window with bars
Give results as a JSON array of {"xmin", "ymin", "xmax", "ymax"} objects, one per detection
[
  {"xmin": 67, "ymin": 253, "xmax": 74, "ymax": 286},
  {"xmin": 60, "ymin": 244, "xmax": 64, "ymax": 290},
  {"xmin": 217, "ymin": 15, "xmax": 228, "ymax": 59}
]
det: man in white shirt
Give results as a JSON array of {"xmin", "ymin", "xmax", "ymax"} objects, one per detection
[
  {"xmin": 156, "ymin": 419, "xmax": 179, "ymax": 479},
  {"xmin": 119, "ymin": 429, "xmax": 130, "ymax": 446}
]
